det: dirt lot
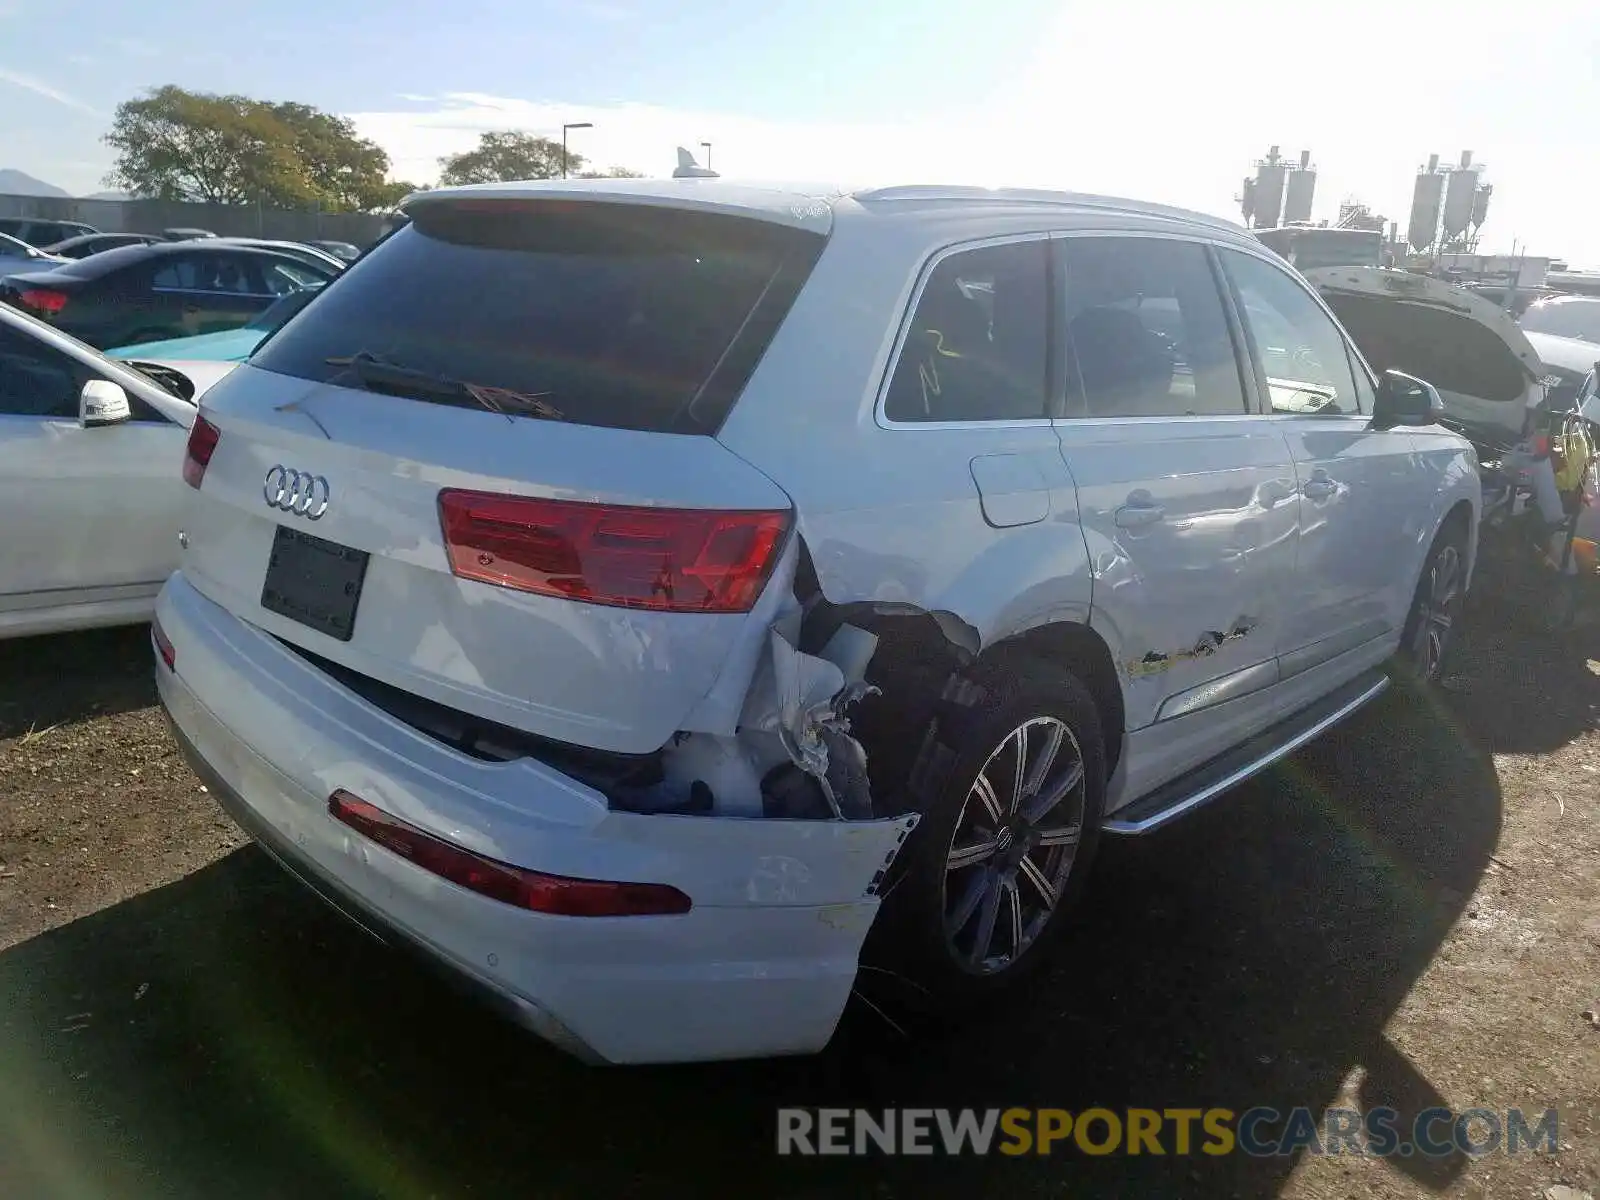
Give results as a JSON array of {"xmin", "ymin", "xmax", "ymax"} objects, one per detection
[{"xmin": 0, "ymin": 583, "xmax": 1596, "ymax": 1200}]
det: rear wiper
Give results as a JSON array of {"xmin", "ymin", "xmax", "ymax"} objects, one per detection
[{"xmin": 324, "ymin": 351, "xmax": 564, "ymax": 422}]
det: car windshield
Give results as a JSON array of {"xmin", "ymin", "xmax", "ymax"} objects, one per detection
[
  {"xmin": 1520, "ymin": 298, "xmax": 1600, "ymax": 343},
  {"xmin": 250, "ymin": 200, "xmax": 826, "ymax": 433}
]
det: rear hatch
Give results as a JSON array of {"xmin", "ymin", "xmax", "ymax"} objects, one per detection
[
  {"xmin": 1303, "ymin": 266, "xmax": 1541, "ymax": 446},
  {"xmin": 179, "ymin": 192, "xmax": 827, "ymax": 756}
]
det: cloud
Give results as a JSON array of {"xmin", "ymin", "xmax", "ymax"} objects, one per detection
[
  {"xmin": 0, "ymin": 68, "xmax": 97, "ymax": 115},
  {"xmin": 335, "ymin": 0, "xmax": 1600, "ymax": 264}
]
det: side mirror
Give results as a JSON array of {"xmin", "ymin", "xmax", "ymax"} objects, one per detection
[
  {"xmin": 80, "ymin": 379, "xmax": 132, "ymax": 428},
  {"xmin": 1371, "ymin": 369, "xmax": 1445, "ymax": 430}
]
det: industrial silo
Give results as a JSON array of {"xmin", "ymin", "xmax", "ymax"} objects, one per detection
[
  {"xmin": 1442, "ymin": 151, "xmax": 1479, "ymax": 241},
  {"xmin": 1283, "ymin": 150, "xmax": 1316, "ymax": 224},
  {"xmin": 1408, "ymin": 156, "xmax": 1445, "ymax": 251},
  {"xmin": 1252, "ymin": 146, "xmax": 1287, "ymax": 230}
]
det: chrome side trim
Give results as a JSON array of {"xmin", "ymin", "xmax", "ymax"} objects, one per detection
[
  {"xmin": 1103, "ymin": 674, "xmax": 1389, "ymax": 835},
  {"xmin": 1154, "ymin": 658, "xmax": 1280, "ymax": 723}
]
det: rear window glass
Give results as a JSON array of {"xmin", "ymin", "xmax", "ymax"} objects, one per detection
[{"xmin": 250, "ymin": 200, "xmax": 827, "ymax": 434}]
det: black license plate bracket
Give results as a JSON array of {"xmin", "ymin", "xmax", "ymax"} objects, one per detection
[{"xmin": 260, "ymin": 526, "xmax": 369, "ymax": 641}]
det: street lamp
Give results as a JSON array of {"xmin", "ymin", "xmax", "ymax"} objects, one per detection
[
  {"xmin": 700, "ymin": 141, "xmax": 712, "ymax": 171},
  {"xmin": 562, "ymin": 122, "xmax": 593, "ymax": 178}
]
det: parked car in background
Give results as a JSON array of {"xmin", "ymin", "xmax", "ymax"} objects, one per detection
[
  {"xmin": 161, "ymin": 228, "xmax": 217, "ymax": 241},
  {"xmin": 307, "ymin": 239, "xmax": 361, "ymax": 262},
  {"xmin": 0, "ymin": 241, "xmax": 340, "ymax": 349},
  {"xmin": 0, "ymin": 301, "xmax": 237, "ymax": 638},
  {"xmin": 0, "ymin": 231, "xmax": 68, "ymax": 268},
  {"xmin": 42, "ymin": 232, "xmax": 165, "ymax": 259},
  {"xmin": 155, "ymin": 179, "xmax": 1480, "ymax": 1066},
  {"xmin": 0, "ymin": 217, "xmax": 99, "ymax": 248},
  {"xmin": 1521, "ymin": 294, "xmax": 1600, "ymax": 345},
  {"xmin": 1525, "ymin": 329, "xmax": 1600, "ymax": 416},
  {"xmin": 208, "ymin": 238, "xmax": 347, "ymax": 274},
  {"xmin": 105, "ymin": 282, "xmax": 326, "ymax": 363}
]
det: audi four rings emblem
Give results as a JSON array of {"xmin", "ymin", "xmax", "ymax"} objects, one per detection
[{"xmin": 263, "ymin": 465, "xmax": 331, "ymax": 520}]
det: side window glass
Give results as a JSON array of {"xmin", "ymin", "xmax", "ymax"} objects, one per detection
[
  {"xmin": 885, "ymin": 239, "xmax": 1048, "ymax": 423},
  {"xmin": 1059, "ymin": 237, "xmax": 1245, "ymax": 418},
  {"xmin": 152, "ymin": 256, "xmax": 203, "ymax": 290},
  {"xmin": 264, "ymin": 260, "xmax": 322, "ymax": 295},
  {"xmin": 206, "ymin": 255, "xmax": 253, "ymax": 294},
  {"xmin": 1222, "ymin": 249, "xmax": 1360, "ymax": 416},
  {"xmin": 0, "ymin": 325, "xmax": 82, "ymax": 418}
]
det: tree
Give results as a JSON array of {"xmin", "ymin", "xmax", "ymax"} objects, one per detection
[
  {"xmin": 437, "ymin": 131, "xmax": 582, "ymax": 185},
  {"xmin": 103, "ymin": 86, "xmax": 404, "ymax": 211},
  {"xmin": 103, "ymin": 86, "xmax": 295, "ymax": 205},
  {"xmin": 578, "ymin": 166, "xmax": 645, "ymax": 179},
  {"xmin": 262, "ymin": 101, "xmax": 398, "ymax": 211}
]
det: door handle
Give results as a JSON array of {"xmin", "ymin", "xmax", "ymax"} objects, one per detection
[
  {"xmin": 1302, "ymin": 478, "xmax": 1337, "ymax": 501},
  {"xmin": 1114, "ymin": 501, "xmax": 1166, "ymax": 529}
]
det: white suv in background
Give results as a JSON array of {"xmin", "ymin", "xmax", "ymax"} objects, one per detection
[{"xmin": 153, "ymin": 180, "xmax": 1480, "ymax": 1065}]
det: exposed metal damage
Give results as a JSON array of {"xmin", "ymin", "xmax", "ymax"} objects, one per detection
[
  {"xmin": 1126, "ymin": 617, "xmax": 1258, "ymax": 678},
  {"xmin": 608, "ymin": 539, "xmax": 974, "ymax": 825}
]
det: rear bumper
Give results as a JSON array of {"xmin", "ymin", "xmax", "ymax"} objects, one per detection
[{"xmin": 154, "ymin": 571, "xmax": 915, "ymax": 1065}]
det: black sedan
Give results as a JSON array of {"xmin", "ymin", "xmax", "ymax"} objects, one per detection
[
  {"xmin": 40, "ymin": 232, "xmax": 165, "ymax": 259},
  {"xmin": 0, "ymin": 242, "xmax": 339, "ymax": 349}
]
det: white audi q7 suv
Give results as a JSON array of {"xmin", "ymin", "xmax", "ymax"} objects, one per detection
[{"xmin": 153, "ymin": 179, "xmax": 1480, "ymax": 1065}]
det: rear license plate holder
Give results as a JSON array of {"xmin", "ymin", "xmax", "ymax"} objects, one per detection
[{"xmin": 260, "ymin": 526, "xmax": 369, "ymax": 642}]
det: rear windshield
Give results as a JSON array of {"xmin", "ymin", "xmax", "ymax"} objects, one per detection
[{"xmin": 250, "ymin": 199, "xmax": 827, "ymax": 434}]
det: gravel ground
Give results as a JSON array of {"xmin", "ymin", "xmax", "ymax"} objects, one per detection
[{"xmin": 0, "ymin": 582, "xmax": 1595, "ymax": 1200}]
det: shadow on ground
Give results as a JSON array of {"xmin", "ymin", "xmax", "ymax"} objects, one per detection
[
  {"xmin": 0, "ymin": 626, "xmax": 156, "ymax": 742},
  {"xmin": 0, "ymin": 653, "xmax": 1511, "ymax": 1200}
]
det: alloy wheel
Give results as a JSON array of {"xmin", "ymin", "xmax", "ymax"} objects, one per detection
[
  {"xmin": 941, "ymin": 716, "xmax": 1087, "ymax": 975},
  {"xmin": 1411, "ymin": 543, "xmax": 1462, "ymax": 682}
]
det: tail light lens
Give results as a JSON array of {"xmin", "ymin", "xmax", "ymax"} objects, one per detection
[
  {"xmin": 17, "ymin": 288, "xmax": 69, "ymax": 316},
  {"xmin": 437, "ymin": 489, "xmax": 789, "ymax": 613},
  {"xmin": 182, "ymin": 415, "xmax": 220, "ymax": 489},
  {"xmin": 151, "ymin": 617, "xmax": 175, "ymax": 671},
  {"xmin": 328, "ymin": 790, "xmax": 692, "ymax": 916}
]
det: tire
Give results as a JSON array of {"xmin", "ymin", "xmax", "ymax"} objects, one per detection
[
  {"xmin": 862, "ymin": 655, "xmax": 1107, "ymax": 1017},
  {"xmin": 1396, "ymin": 520, "xmax": 1468, "ymax": 684}
]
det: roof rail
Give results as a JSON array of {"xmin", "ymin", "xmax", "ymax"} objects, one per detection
[{"xmin": 851, "ymin": 185, "xmax": 1243, "ymax": 233}]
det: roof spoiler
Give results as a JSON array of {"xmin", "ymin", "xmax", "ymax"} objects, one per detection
[{"xmin": 672, "ymin": 147, "xmax": 719, "ymax": 179}]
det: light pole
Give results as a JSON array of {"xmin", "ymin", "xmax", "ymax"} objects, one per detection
[
  {"xmin": 562, "ymin": 122, "xmax": 593, "ymax": 178},
  {"xmin": 700, "ymin": 141, "xmax": 712, "ymax": 171}
]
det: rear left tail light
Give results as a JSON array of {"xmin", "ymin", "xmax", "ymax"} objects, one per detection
[
  {"xmin": 182, "ymin": 415, "xmax": 220, "ymax": 489},
  {"xmin": 151, "ymin": 616, "xmax": 175, "ymax": 671},
  {"xmin": 437, "ymin": 490, "xmax": 789, "ymax": 613},
  {"xmin": 17, "ymin": 288, "xmax": 69, "ymax": 316},
  {"xmin": 328, "ymin": 790, "xmax": 692, "ymax": 916}
]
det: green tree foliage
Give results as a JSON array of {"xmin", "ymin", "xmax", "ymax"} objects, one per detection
[
  {"xmin": 577, "ymin": 166, "xmax": 646, "ymax": 179},
  {"xmin": 104, "ymin": 86, "xmax": 404, "ymax": 211},
  {"xmin": 438, "ymin": 131, "xmax": 582, "ymax": 185}
]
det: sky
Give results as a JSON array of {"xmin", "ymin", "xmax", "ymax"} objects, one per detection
[{"xmin": 3, "ymin": 0, "xmax": 1599, "ymax": 262}]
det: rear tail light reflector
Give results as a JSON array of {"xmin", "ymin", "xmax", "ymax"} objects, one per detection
[
  {"xmin": 18, "ymin": 288, "xmax": 69, "ymax": 316},
  {"xmin": 437, "ymin": 489, "xmax": 789, "ymax": 613},
  {"xmin": 151, "ymin": 617, "xmax": 175, "ymax": 671},
  {"xmin": 182, "ymin": 415, "xmax": 220, "ymax": 489},
  {"xmin": 328, "ymin": 790, "xmax": 692, "ymax": 916}
]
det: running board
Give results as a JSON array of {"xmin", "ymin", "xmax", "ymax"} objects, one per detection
[{"xmin": 1101, "ymin": 671, "xmax": 1389, "ymax": 836}]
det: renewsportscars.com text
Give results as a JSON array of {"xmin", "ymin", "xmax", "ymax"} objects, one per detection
[{"xmin": 776, "ymin": 1106, "xmax": 1560, "ymax": 1158}]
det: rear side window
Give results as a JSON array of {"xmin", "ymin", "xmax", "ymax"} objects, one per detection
[
  {"xmin": 884, "ymin": 239, "xmax": 1049, "ymax": 423},
  {"xmin": 250, "ymin": 201, "xmax": 827, "ymax": 434},
  {"xmin": 1059, "ymin": 237, "xmax": 1246, "ymax": 418}
]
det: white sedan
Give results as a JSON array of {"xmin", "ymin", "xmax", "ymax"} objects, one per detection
[{"xmin": 0, "ymin": 301, "xmax": 236, "ymax": 638}]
